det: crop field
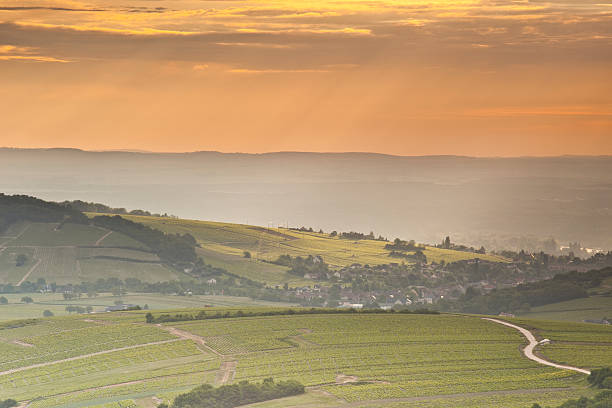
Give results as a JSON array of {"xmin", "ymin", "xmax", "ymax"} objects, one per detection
[
  {"xmin": 0, "ymin": 316, "xmax": 220, "ymax": 407},
  {"xmin": 0, "ymin": 310, "xmax": 605, "ymax": 408},
  {"xmin": 519, "ymin": 296, "xmax": 612, "ymax": 322},
  {"xmin": 114, "ymin": 215, "xmax": 507, "ymax": 284}
]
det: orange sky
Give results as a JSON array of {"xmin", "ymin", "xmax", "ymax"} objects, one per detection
[{"xmin": 1, "ymin": 0, "xmax": 611, "ymax": 156}]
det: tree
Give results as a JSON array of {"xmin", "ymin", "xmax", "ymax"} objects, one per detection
[
  {"xmin": 243, "ymin": 251, "xmax": 251, "ymax": 259},
  {"xmin": 43, "ymin": 310, "xmax": 54, "ymax": 317},
  {"xmin": 15, "ymin": 254, "xmax": 27, "ymax": 267},
  {"xmin": 86, "ymin": 306, "xmax": 93, "ymax": 313},
  {"xmin": 0, "ymin": 297, "xmax": 7, "ymax": 305},
  {"xmin": 20, "ymin": 296, "xmax": 33, "ymax": 304}
]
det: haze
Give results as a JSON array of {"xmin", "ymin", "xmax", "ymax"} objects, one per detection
[
  {"xmin": 1, "ymin": 0, "xmax": 611, "ymax": 155},
  {"xmin": 2, "ymin": 149, "xmax": 612, "ymax": 252}
]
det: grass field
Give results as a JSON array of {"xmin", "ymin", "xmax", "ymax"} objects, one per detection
[
  {"xmin": 110, "ymin": 215, "xmax": 508, "ymax": 285},
  {"xmin": 519, "ymin": 296, "xmax": 612, "ymax": 322},
  {"xmin": 0, "ymin": 309, "xmax": 606, "ymax": 408}
]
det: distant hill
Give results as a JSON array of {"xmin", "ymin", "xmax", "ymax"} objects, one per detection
[{"xmin": 2, "ymin": 148, "xmax": 612, "ymax": 251}]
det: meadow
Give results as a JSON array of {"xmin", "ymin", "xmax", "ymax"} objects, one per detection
[{"xmin": 0, "ymin": 310, "xmax": 606, "ymax": 408}]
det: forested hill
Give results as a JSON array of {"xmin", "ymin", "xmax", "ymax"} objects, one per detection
[{"xmin": 0, "ymin": 194, "xmax": 86, "ymax": 231}]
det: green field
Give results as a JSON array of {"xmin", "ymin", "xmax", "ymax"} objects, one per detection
[
  {"xmin": 110, "ymin": 215, "xmax": 508, "ymax": 285},
  {"xmin": 0, "ymin": 310, "xmax": 607, "ymax": 408},
  {"xmin": 519, "ymin": 296, "xmax": 612, "ymax": 322}
]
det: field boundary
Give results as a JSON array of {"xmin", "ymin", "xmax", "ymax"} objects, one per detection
[{"xmin": 483, "ymin": 318, "xmax": 591, "ymax": 375}]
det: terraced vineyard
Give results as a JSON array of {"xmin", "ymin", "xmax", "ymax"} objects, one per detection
[{"xmin": 1, "ymin": 310, "xmax": 606, "ymax": 408}]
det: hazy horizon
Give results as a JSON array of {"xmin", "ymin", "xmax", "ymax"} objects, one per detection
[
  {"xmin": 3, "ymin": 146, "xmax": 612, "ymax": 159},
  {"xmin": 3, "ymin": 148, "xmax": 612, "ymax": 252}
]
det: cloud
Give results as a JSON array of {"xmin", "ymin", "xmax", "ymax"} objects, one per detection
[{"xmin": 0, "ymin": 54, "xmax": 70, "ymax": 62}]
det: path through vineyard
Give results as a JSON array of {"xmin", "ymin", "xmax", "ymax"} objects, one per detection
[{"xmin": 483, "ymin": 318, "xmax": 591, "ymax": 375}]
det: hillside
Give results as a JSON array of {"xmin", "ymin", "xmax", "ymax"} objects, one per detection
[
  {"xmin": 114, "ymin": 214, "xmax": 507, "ymax": 285},
  {"xmin": 0, "ymin": 309, "xmax": 609, "ymax": 408}
]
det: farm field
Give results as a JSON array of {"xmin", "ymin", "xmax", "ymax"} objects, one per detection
[
  {"xmin": 113, "ymin": 215, "xmax": 508, "ymax": 284},
  {"xmin": 518, "ymin": 296, "xmax": 612, "ymax": 323},
  {"xmin": 0, "ymin": 293, "xmax": 295, "ymax": 321},
  {"xmin": 0, "ymin": 309, "xmax": 605, "ymax": 408}
]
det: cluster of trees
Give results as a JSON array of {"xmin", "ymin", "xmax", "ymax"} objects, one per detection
[
  {"xmin": 437, "ymin": 236, "xmax": 486, "ymax": 254},
  {"xmin": 0, "ymin": 399, "xmax": 17, "ymax": 408},
  {"xmin": 271, "ymin": 254, "xmax": 330, "ymax": 278},
  {"xmin": 444, "ymin": 267, "xmax": 612, "ymax": 315},
  {"xmin": 91, "ymin": 215, "xmax": 198, "ymax": 268},
  {"xmin": 65, "ymin": 305, "xmax": 93, "ymax": 314},
  {"xmin": 146, "ymin": 306, "xmax": 439, "ymax": 324},
  {"xmin": 388, "ymin": 250, "xmax": 427, "ymax": 264},
  {"xmin": 0, "ymin": 296, "xmax": 34, "ymax": 304},
  {"xmin": 0, "ymin": 193, "xmax": 87, "ymax": 232},
  {"xmin": 62, "ymin": 200, "xmax": 173, "ymax": 218},
  {"xmin": 169, "ymin": 378, "xmax": 304, "ymax": 408},
  {"xmin": 385, "ymin": 239, "xmax": 418, "ymax": 251},
  {"xmin": 336, "ymin": 231, "xmax": 387, "ymax": 241}
]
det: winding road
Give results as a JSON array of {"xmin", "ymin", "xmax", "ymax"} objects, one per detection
[{"xmin": 483, "ymin": 318, "xmax": 591, "ymax": 375}]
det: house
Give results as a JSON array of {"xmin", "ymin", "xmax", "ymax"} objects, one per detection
[{"xmin": 498, "ymin": 312, "xmax": 515, "ymax": 318}]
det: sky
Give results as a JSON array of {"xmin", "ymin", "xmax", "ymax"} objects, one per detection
[{"xmin": 1, "ymin": 0, "xmax": 611, "ymax": 156}]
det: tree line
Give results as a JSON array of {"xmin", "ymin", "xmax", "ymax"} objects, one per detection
[{"xmin": 145, "ymin": 306, "xmax": 440, "ymax": 324}]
